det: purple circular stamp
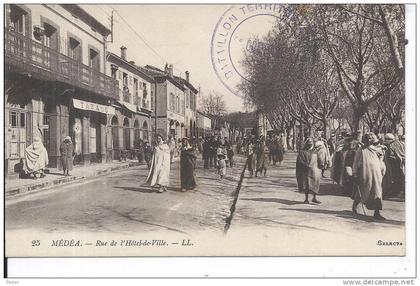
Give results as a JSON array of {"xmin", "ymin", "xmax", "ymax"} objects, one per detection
[{"xmin": 211, "ymin": 4, "xmax": 283, "ymax": 98}]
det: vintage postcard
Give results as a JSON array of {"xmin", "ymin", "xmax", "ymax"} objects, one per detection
[{"xmin": 4, "ymin": 3, "xmax": 412, "ymax": 263}]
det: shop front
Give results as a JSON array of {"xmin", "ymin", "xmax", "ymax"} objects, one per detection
[{"xmin": 70, "ymin": 98, "xmax": 114, "ymax": 165}]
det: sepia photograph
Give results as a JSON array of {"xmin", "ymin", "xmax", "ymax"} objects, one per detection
[{"xmin": 2, "ymin": 2, "xmax": 416, "ymax": 278}]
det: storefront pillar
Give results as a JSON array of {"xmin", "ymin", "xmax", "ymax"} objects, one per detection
[
  {"xmin": 100, "ymin": 123, "xmax": 106, "ymax": 163},
  {"xmin": 82, "ymin": 115, "xmax": 90, "ymax": 165}
]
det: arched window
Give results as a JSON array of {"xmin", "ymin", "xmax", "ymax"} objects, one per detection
[
  {"xmin": 111, "ymin": 116, "xmax": 119, "ymax": 151},
  {"xmin": 134, "ymin": 119, "xmax": 140, "ymax": 145},
  {"xmin": 111, "ymin": 116, "xmax": 118, "ymax": 126},
  {"xmin": 123, "ymin": 117, "xmax": 130, "ymax": 150},
  {"xmin": 142, "ymin": 121, "xmax": 149, "ymax": 141}
]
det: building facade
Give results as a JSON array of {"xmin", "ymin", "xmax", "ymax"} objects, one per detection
[
  {"xmin": 144, "ymin": 64, "xmax": 198, "ymax": 141},
  {"xmin": 106, "ymin": 47, "xmax": 153, "ymax": 160},
  {"xmin": 196, "ymin": 111, "xmax": 212, "ymax": 138},
  {"xmin": 5, "ymin": 4, "xmax": 119, "ymax": 176},
  {"xmin": 174, "ymin": 71, "xmax": 198, "ymax": 139}
]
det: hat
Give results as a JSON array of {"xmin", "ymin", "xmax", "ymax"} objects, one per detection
[
  {"xmin": 384, "ymin": 133, "xmax": 395, "ymax": 141},
  {"xmin": 363, "ymin": 132, "xmax": 378, "ymax": 145}
]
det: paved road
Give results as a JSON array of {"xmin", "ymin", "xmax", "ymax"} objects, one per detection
[
  {"xmin": 6, "ymin": 155, "xmax": 244, "ymax": 236},
  {"xmin": 226, "ymin": 152, "xmax": 405, "ymax": 256},
  {"xmin": 6, "ymin": 151, "xmax": 405, "ymax": 256}
]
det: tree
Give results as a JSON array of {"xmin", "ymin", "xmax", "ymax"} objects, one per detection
[
  {"xmin": 200, "ymin": 91, "xmax": 227, "ymax": 117},
  {"xmin": 317, "ymin": 4, "xmax": 404, "ymax": 130}
]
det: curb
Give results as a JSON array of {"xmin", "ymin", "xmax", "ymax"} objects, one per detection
[{"xmin": 5, "ymin": 161, "xmax": 142, "ymax": 199}]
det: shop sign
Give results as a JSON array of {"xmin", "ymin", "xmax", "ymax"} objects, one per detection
[{"xmin": 73, "ymin": 99, "xmax": 115, "ymax": 115}]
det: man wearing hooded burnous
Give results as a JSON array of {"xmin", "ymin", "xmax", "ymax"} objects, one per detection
[
  {"xmin": 383, "ymin": 133, "xmax": 405, "ymax": 198},
  {"xmin": 351, "ymin": 133, "xmax": 387, "ymax": 220},
  {"xmin": 23, "ymin": 136, "xmax": 49, "ymax": 179},
  {"xmin": 296, "ymin": 138, "xmax": 325, "ymax": 204},
  {"xmin": 146, "ymin": 134, "xmax": 171, "ymax": 193},
  {"xmin": 60, "ymin": 136, "xmax": 75, "ymax": 176}
]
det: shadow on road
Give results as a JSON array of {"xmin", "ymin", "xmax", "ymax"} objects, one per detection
[
  {"xmin": 102, "ymin": 206, "xmax": 189, "ymax": 234},
  {"xmin": 113, "ymin": 186, "xmax": 182, "ymax": 193},
  {"xmin": 238, "ymin": 213, "xmax": 330, "ymax": 232},
  {"xmin": 278, "ymin": 208, "xmax": 405, "ymax": 226},
  {"xmin": 241, "ymin": 197, "xmax": 305, "ymax": 206},
  {"xmin": 318, "ymin": 183, "xmax": 348, "ymax": 197}
]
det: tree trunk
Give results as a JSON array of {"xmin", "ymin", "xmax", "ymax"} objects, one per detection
[
  {"xmin": 322, "ymin": 119, "xmax": 328, "ymax": 139},
  {"xmin": 353, "ymin": 105, "xmax": 367, "ymax": 132}
]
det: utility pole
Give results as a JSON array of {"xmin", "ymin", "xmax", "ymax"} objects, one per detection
[{"xmin": 110, "ymin": 10, "xmax": 114, "ymax": 43}]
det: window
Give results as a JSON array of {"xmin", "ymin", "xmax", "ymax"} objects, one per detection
[
  {"xmin": 133, "ymin": 78, "xmax": 138, "ymax": 96},
  {"xmin": 8, "ymin": 110, "xmax": 27, "ymax": 158},
  {"xmin": 89, "ymin": 122, "xmax": 97, "ymax": 153},
  {"xmin": 43, "ymin": 23, "xmax": 58, "ymax": 50},
  {"xmin": 10, "ymin": 5, "xmax": 27, "ymax": 35},
  {"xmin": 68, "ymin": 37, "xmax": 81, "ymax": 62},
  {"xmin": 151, "ymin": 89, "xmax": 154, "ymax": 111},
  {"xmin": 186, "ymin": 90, "xmax": 189, "ymax": 109},
  {"xmin": 89, "ymin": 48, "xmax": 100, "ymax": 71},
  {"xmin": 170, "ymin": 92, "xmax": 175, "ymax": 111},
  {"xmin": 191, "ymin": 93, "xmax": 195, "ymax": 110},
  {"xmin": 123, "ymin": 73, "xmax": 128, "ymax": 86},
  {"xmin": 142, "ymin": 83, "xmax": 148, "ymax": 108},
  {"xmin": 182, "ymin": 99, "xmax": 185, "ymax": 115},
  {"xmin": 176, "ymin": 96, "xmax": 180, "ymax": 113},
  {"xmin": 111, "ymin": 67, "xmax": 117, "ymax": 79}
]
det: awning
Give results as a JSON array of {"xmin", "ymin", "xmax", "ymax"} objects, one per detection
[
  {"xmin": 73, "ymin": 99, "xmax": 115, "ymax": 115},
  {"xmin": 118, "ymin": 100, "xmax": 137, "ymax": 113}
]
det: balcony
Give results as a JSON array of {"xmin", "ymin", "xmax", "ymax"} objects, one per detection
[{"xmin": 5, "ymin": 30, "xmax": 119, "ymax": 100}]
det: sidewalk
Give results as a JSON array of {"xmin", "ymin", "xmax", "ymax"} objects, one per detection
[{"xmin": 5, "ymin": 160, "xmax": 144, "ymax": 198}]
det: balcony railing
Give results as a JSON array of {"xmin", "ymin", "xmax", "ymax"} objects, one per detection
[{"xmin": 5, "ymin": 30, "xmax": 119, "ymax": 100}]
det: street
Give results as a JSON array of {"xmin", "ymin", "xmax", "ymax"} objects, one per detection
[{"xmin": 6, "ymin": 151, "xmax": 405, "ymax": 256}]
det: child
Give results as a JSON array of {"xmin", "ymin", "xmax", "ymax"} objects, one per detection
[{"xmin": 216, "ymin": 152, "xmax": 227, "ymax": 179}]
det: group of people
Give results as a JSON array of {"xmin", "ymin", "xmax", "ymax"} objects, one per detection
[
  {"xmin": 19, "ymin": 128, "xmax": 407, "ymax": 222},
  {"xmin": 296, "ymin": 130, "xmax": 405, "ymax": 221},
  {"xmin": 21, "ymin": 134, "xmax": 73, "ymax": 179},
  {"xmin": 244, "ymin": 134, "xmax": 286, "ymax": 178},
  {"xmin": 145, "ymin": 134, "xmax": 197, "ymax": 193}
]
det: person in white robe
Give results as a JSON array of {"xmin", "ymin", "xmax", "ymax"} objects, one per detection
[{"xmin": 146, "ymin": 134, "xmax": 171, "ymax": 193}]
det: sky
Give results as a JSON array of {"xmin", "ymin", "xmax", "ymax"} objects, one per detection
[{"xmin": 81, "ymin": 4, "xmax": 247, "ymax": 112}]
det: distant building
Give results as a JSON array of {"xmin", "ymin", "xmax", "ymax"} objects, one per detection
[
  {"xmin": 106, "ymin": 47, "xmax": 154, "ymax": 159},
  {"xmin": 143, "ymin": 64, "xmax": 198, "ymax": 140},
  {"xmin": 196, "ymin": 111, "xmax": 212, "ymax": 138},
  {"xmin": 5, "ymin": 4, "xmax": 118, "ymax": 175}
]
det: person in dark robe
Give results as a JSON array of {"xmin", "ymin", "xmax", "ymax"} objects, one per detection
[
  {"xmin": 60, "ymin": 136, "xmax": 75, "ymax": 176},
  {"xmin": 143, "ymin": 141, "xmax": 153, "ymax": 169},
  {"xmin": 227, "ymin": 145, "xmax": 234, "ymax": 167},
  {"xmin": 208, "ymin": 136, "xmax": 217, "ymax": 169},
  {"xmin": 134, "ymin": 138, "xmax": 145, "ymax": 164},
  {"xmin": 274, "ymin": 135, "xmax": 285, "ymax": 166},
  {"xmin": 296, "ymin": 138, "xmax": 324, "ymax": 204},
  {"xmin": 255, "ymin": 138, "xmax": 270, "ymax": 177},
  {"xmin": 351, "ymin": 133, "xmax": 386, "ymax": 220},
  {"xmin": 383, "ymin": 133, "xmax": 405, "ymax": 198},
  {"xmin": 202, "ymin": 137, "xmax": 210, "ymax": 169},
  {"xmin": 180, "ymin": 138, "xmax": 197, "ymax": 192},
  {"xmin": 246, "ymin": 139, "xmax": 257, "ymax": 177},
  {"xmin": 341, "ymin": 134, "xmax": 362, "ymax": 196}
]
